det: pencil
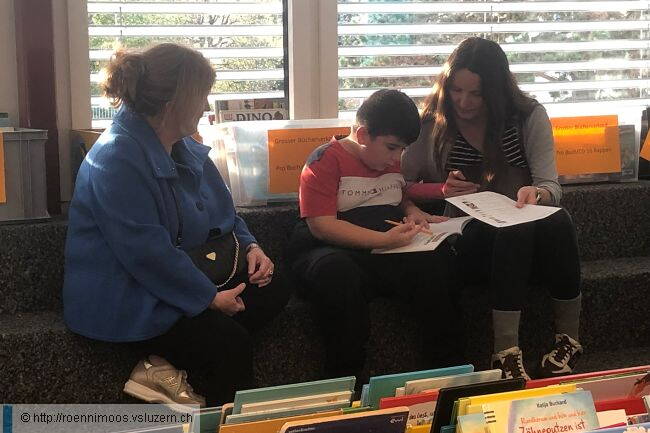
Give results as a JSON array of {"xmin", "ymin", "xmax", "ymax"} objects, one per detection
[{"xmin": 384, "ymin": 219, "xmax": 434, "ymax": 235}]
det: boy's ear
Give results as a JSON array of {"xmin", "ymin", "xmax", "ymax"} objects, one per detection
[{"xmin": 356, "ymin": 125, "xmax": 370, "ymax": 146}]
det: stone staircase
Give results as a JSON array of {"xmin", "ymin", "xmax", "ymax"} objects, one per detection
[{"xmin": 1, "ymin": 182, "xmax": 649, "ymax": 403}]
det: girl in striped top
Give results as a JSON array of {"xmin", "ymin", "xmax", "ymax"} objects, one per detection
[{"xmin": 402, "ymin": 37, "xmax": 583, "ymax": 381}]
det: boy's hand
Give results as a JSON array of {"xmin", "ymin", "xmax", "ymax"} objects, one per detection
[
  {"xmin": 403, "ymin": 208, "xmax": 449, "ymax": 229},
  {"xmin": 442, "ymin": 170, "xmax": 480, "ymax": 197},
  {"xmin": 383, "ymin": 221, "xmax": 421, "ymax": 249}
]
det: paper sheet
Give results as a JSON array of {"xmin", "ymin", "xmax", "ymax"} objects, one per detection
[{"xmin": 445, "ymin": 191, "xmax": 560, "ymax": 228}]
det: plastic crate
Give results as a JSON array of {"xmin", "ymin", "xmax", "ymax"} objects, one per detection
[
  {"xmin": 200, "ymin": 119, "xmax": 351, "ymax": 206},
  {"xmin": 0, "ymin": 128, "xmax": 49, "ymax": 221}
]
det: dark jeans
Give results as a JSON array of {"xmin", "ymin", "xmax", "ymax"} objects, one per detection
[
  {"xmin": 130, "ymin": 273, "xmax": 291, "ymax": 406},
  {"xmin": 290, "ymin": 243, "xmax": 464, "ymax": 380},
  {"xmin": 454, "ymin": 208, "xmax": 581, "ymax": 311}
]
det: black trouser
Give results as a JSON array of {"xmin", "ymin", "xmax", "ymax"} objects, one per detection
[
  {"xmin": 290, "ymin": 243, "xmax": 464, "ymax": 379},
  {"xmin": 131, "ymin": 273, "xmax": 291, "ymax": 406},
  {"xmin": 454, "ymin": 208, "xmax": 581, "ymax": 310}
]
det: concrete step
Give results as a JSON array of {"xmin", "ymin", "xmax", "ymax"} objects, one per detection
[
  {"xmin": 0, "ymin": 182, "xmax": 648, "ymax": 315},
  {"xmin": 2, "ymin": 255, "xmax": 649, "ymax": 403}
]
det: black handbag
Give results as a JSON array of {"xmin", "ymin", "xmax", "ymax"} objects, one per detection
[{"xmin": 169, "ymin": 182, "xmax": 245, "ymax": 288}]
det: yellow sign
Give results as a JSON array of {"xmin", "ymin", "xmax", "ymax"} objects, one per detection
[
  {"xmin": 551, "ymin": 115, "xmax": 621, "ymax": 176},
  {"xmin": 0, "ymin": 132, "xmax": 5, "ymax": 203},
  {"xmin": 641, "ymin": 132, "xmax": 650, "ymax": 162},
  {"xmin": 267, "ymin": 127, "xmax": 350, "ymax": 194}
]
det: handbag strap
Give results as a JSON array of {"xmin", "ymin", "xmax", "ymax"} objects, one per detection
[
  {"xmin": 168, "ymin": 181, "xmax": 184, "ymax": 248},
  {"xmin": 168, "ymin": 181, "xmax": 241, "ymax": 288}
]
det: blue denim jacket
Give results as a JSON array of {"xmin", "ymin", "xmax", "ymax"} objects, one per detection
[{"xmin": 63, "ymin": 106, "xmax": 256, "ymax": 342}]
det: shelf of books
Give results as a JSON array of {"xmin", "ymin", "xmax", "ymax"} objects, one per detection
[{"xmin": 124, "ymin": 363, "xmax": 650, "ymax": 433}]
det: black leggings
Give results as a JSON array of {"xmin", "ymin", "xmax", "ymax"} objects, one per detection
[
  {"xmin": 130, "ymin": 273, "xmax": 291, "ymax": 406},
  {"xmin": 290, "ymin": 243, "xmax": 463, "ymax": 378},
  {"xmin": 454, "ymin": 208, "xmax": 581, "ymax": 311}
]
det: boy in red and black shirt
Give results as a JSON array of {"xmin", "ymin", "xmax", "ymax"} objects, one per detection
[{"xmin": 288, "ymin": 90, "xmax": 465, "ymax": 380}]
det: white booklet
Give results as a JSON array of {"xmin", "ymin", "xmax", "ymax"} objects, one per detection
[
  {"xmin": 445, "ymin": 191, "xmax": 561, "ymax": 228},
  {"xmin": 371, "ymin": 216, "xmax": 473, "ymax": 254}
]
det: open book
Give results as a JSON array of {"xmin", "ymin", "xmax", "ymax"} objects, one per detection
[
  {"xmin": 372, "ymin": 217, "xmax": 473, "ymax": 254},
  {"xmin": 373, "ymin": 191, "xmax": 562, "ymax": 254}
]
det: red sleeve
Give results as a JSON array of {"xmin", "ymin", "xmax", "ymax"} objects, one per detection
[
  {"xmin": 299, "ymin": 149, "xmax": 340, "ymax": 218},
  {"xmin": 404, "ymin": 182, "xmax": 445, "ymax": 201}
]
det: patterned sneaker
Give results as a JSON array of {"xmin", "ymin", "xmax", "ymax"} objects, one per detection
[
  {"xmin": 491, "ymin": 346, "xmax": 531, "ymax": 380},
  {"xmin": 539, "ymin": 333, "xmax": 583, "ymax": 378},
  {"xmin": 123, "ymin": 355, "xmax": 206, "ymax": 408}
]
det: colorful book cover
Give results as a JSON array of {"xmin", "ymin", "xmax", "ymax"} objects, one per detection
[
  {"xmin": 404, "ymin": 370, "xmax": 502, "ymax": 396},
  {"xmin": 366, "ymin": 364, "xmax": 474, "ymax": 409},
  {"xmin": 279, "ymin": 406, "xmax": 409, "ymax": 433},
  {"xmin": 380, "ymin": 390, "xmax": 439, "ymax": 426},
  {"xmin": 232, "ymin": 376, "xmax": 355, "ymax": 414},
  {"xmin": 526, "ymin": 366, "xmax": 650, "ymax": 389},
  {"xmin": 406, "ymin": 424, "xmax": 434, "ymax": 433},
  {"xmin": 586, "ymin": 421, "xmax": 650, "ymax": 433},
  {"xmin": 484, "ymin": 390, "xmax": 599, "ymax": 433},
  {"xmin": 225, "ymin": 400, "xmax": 350, "ymax": 424},
  {"xmin": 219, "ymin": 409, "xmax": 341, "ymax": 433},
  {"xmin": 457, "ymin": 412, "xmax": 489, "ymax": 433},
  {"xmin": 462, "ymin": 384, "xmax": 577, "ymax": 417}
]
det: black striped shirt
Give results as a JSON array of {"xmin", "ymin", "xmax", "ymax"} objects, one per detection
[{"xmin": 446, "ymin": 125, "xmax": 528, "ymax": 171}]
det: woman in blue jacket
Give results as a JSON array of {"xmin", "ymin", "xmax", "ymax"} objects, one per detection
[{"xmin": 64, "ymin": 43, "xmax": 290, "ymax": 406}]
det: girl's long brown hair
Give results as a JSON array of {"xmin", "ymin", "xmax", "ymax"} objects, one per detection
[{"xmin": 421, "ymin": 37, "xmax": 537, "ymax": 172}]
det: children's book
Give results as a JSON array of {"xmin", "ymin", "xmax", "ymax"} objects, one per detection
[
  {"xmin": 478, "ymin": 390, "xmax": 599, "ymax": 433},
  {"xmin": 372, "ymin": 217, "xmax": 473, "ymax": 254},
  {"xmin": 597, "ymin": 409, "xmax": 629, "ymax": 429},
  {"xmin": 585, "ymin": 421, "xmax": 650, "ymax": 433},
  {"xmin": 527, "ymin": 366, "xmax": 650, "ymax": 389},
  {"xmin": 225, "ymin": 400, "xmax": 351, "ymax": 424},
  {"xmin": 573, "ymin": 372, "xmax": 650, "ymax": 401},
  {"xmin": 595, "ymin": 397, "xmax": 647, "ymax": 415},
  {"xmin": 278, "ymin": 406, "xmax": 409, "ymax": 433},
  {"xmin": 219, "ymin": 409, "xmax": 342, "ymax": 433},
  {"xmin": 406, "ymin": 424, "xmax": 434, "ymax": 433},
  {"xmin": 240, "ymin": 390, "xmax": 353, "ymax": 414},
  {"xmin": 404, "ymin": 369, "xmax": 503, "ymax": 396},
  {"xmin": 457, "ymin": 412, "xmax": 489, "ymax": 433},
  {"xmin": 627, "ymin": 413, "xmax": 650, "ymax": 425},
  {"xmin": 431, "ymin": 378, "xmax": 526, "ymax": 433},
  {"xmin": 379, "ymin": 390, "xmax": 439, "ymax": 426},
  {"xmin": 188, "ymin": 406, "xmax": 222, "ymax": 433},
  {"xmin": 461, "ymin": 384, "xmax": 578, "ymax": 417},
  {"xmin": 231, "ymin": 376, "xmax": 355, "ymax": 415},
  {"xmin": 366, "ymin": 365, "xmax": 474, "ymax": 410}
]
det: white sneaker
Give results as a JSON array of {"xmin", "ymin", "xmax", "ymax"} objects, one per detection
[{"xmin": 491, "ymin": 346, "xmax": 531, "ymax": 381}]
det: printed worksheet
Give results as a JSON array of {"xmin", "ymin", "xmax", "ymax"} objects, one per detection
[{"xmin": 445, "ymin": 191, "xmax": 560, "ymax": 228}]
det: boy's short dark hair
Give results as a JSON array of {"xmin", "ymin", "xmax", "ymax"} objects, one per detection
[{"xmin": 356, "ymin": 89, "xmax": 421, "ymax": 145}]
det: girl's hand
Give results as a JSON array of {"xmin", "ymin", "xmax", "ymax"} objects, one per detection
[
  {"xmin": 442, "ymin": 170, "xmax": 480, "ymax": 197},
  {"xmin": 516, "ymin": 186, "xmax": 539, "ymax": 208},
  {"xmin": 247, "ymin": 246, "xmax": 274, "ymax": 287}
]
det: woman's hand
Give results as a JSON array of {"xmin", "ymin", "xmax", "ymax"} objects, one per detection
[
  {"xmin": 382, "ymin": 221, "xmax": 422, "ymax": 249},
  {"xmin": 210, "ymin": 283, "xmax": 246, "ymax": 316},
  {"xmin": 247, "ymin": 246, "xmax": 274, "ymax": 287},
  {"xmin": 442, "ymin": 170, "xmax": 480, "ymax": 197},
  {"xmin": 516, "ymin": 186, "xmax": 540, "ymax": 208},
  {"xmin": 403, "ymin": 208, "xmax": 449, "ymax": 230}
]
